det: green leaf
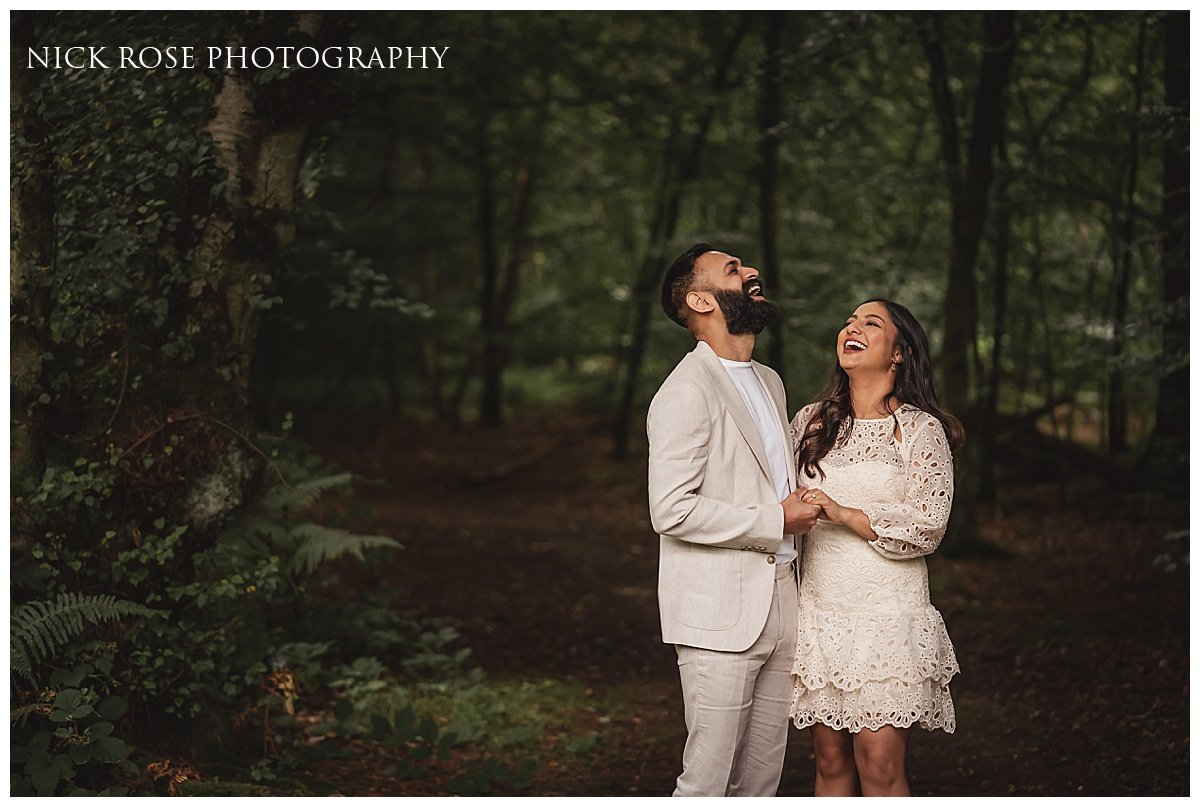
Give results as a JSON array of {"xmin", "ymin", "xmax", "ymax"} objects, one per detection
[
  {"xmin": 29, "ymin": 754, "xmax": 74, "ymax": 796},
  {"xmin": 369, "ymin": 713, "xmax": 392, "ymax": 738},
  {"xmin": 52, "ymin": 663, "xmax": 91, "ymax": 688},
  {"xmin": 417, "ymin": 717, "xmax": 439, "ymax": 743},
  {"xmin": 387, "ymin": 760, "xmax": 427, "ymax": 781},
  {"xmin": 28, "ymin": 731, "xmax": 52, "ymax": 755},
  {"xmin": 96, "ymin": 695, "xmax": 128, "ymax": 721},
  {"xmin": 91, "ymin": 736, "xmax": 131, "ymax": 763},
  {"xmin": 332, "ymin": 699, "xmax": 354, "ymax": 722},
  {"xmin": 89, "ymin": 721, "xmax": 115, "ymax": 738},
  {"xmin": 436, "ymin": 731, "xmax": 460, "ymax": 756},
  {"xmin": 53, "ymin": 690, "xmax": 84, "ymax": 712}
]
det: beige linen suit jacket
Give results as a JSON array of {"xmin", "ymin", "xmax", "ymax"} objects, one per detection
[{"xmin": 647, "ymin": 339, "xmax": 799, "ymax": 652}]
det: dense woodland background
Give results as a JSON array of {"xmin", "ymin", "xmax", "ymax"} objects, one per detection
[{"xmin": 10, "ymin": 10, "xmax": 1189, "ymax": 796}]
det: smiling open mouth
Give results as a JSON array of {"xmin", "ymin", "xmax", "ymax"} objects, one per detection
[
  {"xmin": 844, "ymin": 339, "xmax": 867, "ymax": 352},
  {"xmin": 744, "ymin": 280, "xmax": 763, "ymax": 299}
]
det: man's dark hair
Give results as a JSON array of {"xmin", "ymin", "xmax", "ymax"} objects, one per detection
[{"xmin": 661, "ymin": 243, "xmax": 714, "ymax": 327}]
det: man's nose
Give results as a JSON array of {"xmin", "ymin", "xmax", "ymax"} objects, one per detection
[{"xmin": 742, "ymin": 266, "xmax": 759, "ymax": 281}]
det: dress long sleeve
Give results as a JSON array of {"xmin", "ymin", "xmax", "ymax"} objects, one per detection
[
  {"xmin": 789, "ymin": 403, "xmax": 820, "ymax": 454},
  {"xmin": 860, "ymin": 413, "xmax": 954, "ymax": 560}
]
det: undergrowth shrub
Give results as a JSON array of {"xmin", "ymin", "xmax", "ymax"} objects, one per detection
[{"xmin": 10, "ymin": 430, "xmax": 410, "ymax": 795}]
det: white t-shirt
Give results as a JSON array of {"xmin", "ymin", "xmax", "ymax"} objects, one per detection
[{"xmin": 719, "ymin": 358, "xmax": 797, "ymax": 566}]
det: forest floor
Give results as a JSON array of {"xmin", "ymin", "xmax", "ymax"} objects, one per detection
[{"xmin": 299, "ymin": 410, "xmax": 1189, "ymax": 797}]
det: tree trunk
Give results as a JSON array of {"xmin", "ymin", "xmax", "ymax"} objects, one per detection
[
  {"xmin": 476, "ymin": 110, "xmax": 503, "ymax": 428},
  {"xmin": 926, "ymin": 12, "xmax": 1016, "ymax": 417},
  {"xmin": 412, "ymin": 150, "xmax": 452, "ymax": 424},
  {"xmin": 477, "ymin": 91, "xmax": 546, "ymax": 429},
  {"xmin": 921, "ymin": 11, "xmax": 1016, "ymax": 553},
  {"xmin": 760, "ymin": 12, "xmax": 787, "ymax": 381},
  {"xmin": 10, "ymin": 11, "xmax": 55, "ymax": 489},
  {"xmin": 184, "ymin": 11, "xmax": 323, "ymax": 530},
  {"xmin": 1138, "ymin": 11, "xmax": 1189, "ymax": 496},
  {"xmin": 611, "ymin": 14, "xmax": 751, "ymax": 459},
  {"xmin": 1030, "ymin": 213, "xmax": 1061, "ymax": 438},
  {"xmin": 1106, "ymin": 16, "xmax": 1147, "ymax": 458},
  {"xmin": 980, "ymin": 125, "xmax": 1012, "ymax": 505},
  {"xmin": 1014, "ymin": 23, "xmax": 1091, "ymax": 433}
]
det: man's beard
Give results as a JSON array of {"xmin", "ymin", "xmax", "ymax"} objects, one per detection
[{"xmin": 711, "ymin": 288, "xmax": 780, "ymax": 335}]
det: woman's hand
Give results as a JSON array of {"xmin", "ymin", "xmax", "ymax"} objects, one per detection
[
  {"xmin": 800, "ymin": 488, "xmax": 847, "ymax": 526},
  {"xmin": 801, "ymin": 488, "xmax": 880, "ymax": 541}
]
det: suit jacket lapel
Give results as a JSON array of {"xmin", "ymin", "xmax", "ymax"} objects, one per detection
[
  {"xmin": 752, "ymin": 361, "xmax": 796, "ymax": 492},
  {"xmin": 693, "ymin": 341, "xmax": 775, "ymax": 485}
]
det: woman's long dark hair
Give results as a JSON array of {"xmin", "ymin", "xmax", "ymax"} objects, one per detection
[{"xmin": 797, "ymin": 298, "xmax": 965, "ymax": 480}]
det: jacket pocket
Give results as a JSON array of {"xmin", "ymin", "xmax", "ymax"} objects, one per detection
[{"xmin": 673, "ymin": 550, "xmax": 742, "ymax": 631}]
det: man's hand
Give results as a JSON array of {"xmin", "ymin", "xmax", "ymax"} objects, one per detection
[
  {"xmin": 781, "ymin": 487, "xmax": 821, "ymax": 534},
  {"xmin": 799, "ymin": 487, "xmax": 848, "ymax": 526}
]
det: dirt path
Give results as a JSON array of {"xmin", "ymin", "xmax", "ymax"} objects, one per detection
[{"xmin": 309, "ymin": 413, "xmax": 1188, "ymax": 797}]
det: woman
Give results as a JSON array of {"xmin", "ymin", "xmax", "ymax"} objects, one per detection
[{"xmin": 789, "ymin": 298, "xmax": 963, "ymax": 796}]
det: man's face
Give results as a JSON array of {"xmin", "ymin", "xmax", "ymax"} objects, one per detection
[{"xmin": 690, "ymin": 251, "xmax": 780, "ymax": 335}]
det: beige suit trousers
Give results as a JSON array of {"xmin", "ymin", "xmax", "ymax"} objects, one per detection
[{"xmin": 673, "ymin": 561, "xmax": 798, "ymax": 797}]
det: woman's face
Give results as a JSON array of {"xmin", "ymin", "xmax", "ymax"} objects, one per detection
[{"xmin": 837, "ymin": 301, "xmax": 902, "ymax": 375}]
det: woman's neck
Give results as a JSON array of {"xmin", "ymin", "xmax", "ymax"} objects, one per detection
[{"xmin": 848, "ymin": 373, "xmax": 896, "ymax": 419}]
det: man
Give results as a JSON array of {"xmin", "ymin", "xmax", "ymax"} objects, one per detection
[{"xmin": 647, "ymin": 243, "xmax": 819, "ymax": 797}]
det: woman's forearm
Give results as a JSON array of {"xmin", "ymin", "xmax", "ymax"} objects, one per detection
[{"xmin": 831, "ymin": 505, "xmax": 878, "ymax": 542}]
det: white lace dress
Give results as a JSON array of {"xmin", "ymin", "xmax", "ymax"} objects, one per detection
[{"xmin": 789, "ymin": 403, "xmax": 959, "ymax": 734}]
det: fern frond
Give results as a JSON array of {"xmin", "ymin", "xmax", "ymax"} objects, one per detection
[
  {"xmin": 10, "ymin": 701, "xmax": 49, "ymax": 727},
  {"xmin": 218, "ymin": 514, "xmax": 290, "ymax": 549},
  {"xmin": 11, "ymin": 593, "xmax": 162, "ymax": 682},
  {"xmin": 287, "ymin": 524, "xmax": 401, "ymax": 576},
  {"xmin": 260, "ymin": 472, "xmax": 353, "ymax": 515},
  {"xmin": 11, "ymin": 644, "xmax": 32, "ymax": 684}
]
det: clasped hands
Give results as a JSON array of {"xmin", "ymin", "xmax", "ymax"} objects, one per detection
[{"xmin": 781, "ymin": 485, "xmax": 846, "ymax": 534}]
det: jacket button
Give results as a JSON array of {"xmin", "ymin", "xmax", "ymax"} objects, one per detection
[{"xmin": 767, "ymin": 554, "xmax": 776, "ymax": 564}]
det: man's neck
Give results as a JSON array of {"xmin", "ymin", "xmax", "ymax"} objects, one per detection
[{"xmin": 699, "ymin": 331, "xmax": 756, "ymax": 363}]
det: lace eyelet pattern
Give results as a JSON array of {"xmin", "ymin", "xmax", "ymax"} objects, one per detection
[{"xmin": 788, "ymin": 403, "xmax": 959, "ymax": 734}]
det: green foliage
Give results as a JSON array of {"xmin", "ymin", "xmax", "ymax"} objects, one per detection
[
  {"xmin": 445, "ymin": 758, "xmax": 537, "ymax": 796},
  {"xmin": 10, "ymin": 433, "xmax": 409, "ymax": 789},
  {"xmin": 10, "ymin": 8, "xmax": 1178, "ymax": 796},
  {"xmin": 320, "ymin": 666, "xmax": 603, "ymax": 795},
  {"xmin": 10, "ymin": 663, "xmax": 138, "ymax": 796},
  {"xmin": 256, "ymin": 11, "xmax": 1173, "ymax": 462},
  {"xmin": 177, "ymin": 779, "xmax": 275, "ymax": 797},
  {"xmin": 1152, "ymin": 528, "xmax": 1188, "ymax": 573},
  {"xmin": 114, "ymin": 441, "xmax": 404, "ymax": 721},
  {"xmin": 11, "ymin": 594, "xmax": 162, "ymax": 685},
  {"xmin": 566, "ymin": 730, "xmax": 603, "ymax": 757},
  {"xmin": 288, "ymin": 525, "xmax": 401, "ymax": 576}
]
